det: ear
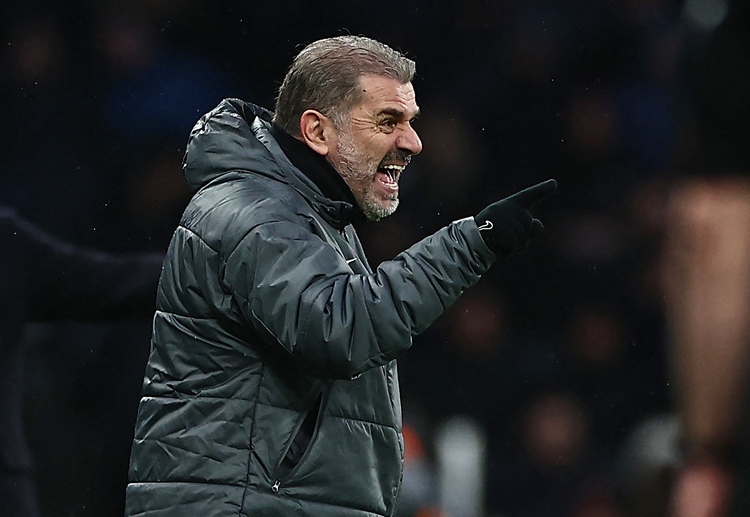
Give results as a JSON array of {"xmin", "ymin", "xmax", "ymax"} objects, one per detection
[{"xmin": 299, "ymin": 110, "xmax": 333, "ymax": 156}]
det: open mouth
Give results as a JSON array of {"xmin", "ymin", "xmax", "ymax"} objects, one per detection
[{"xmin": 376, "ymin": 164, "xmax": 405, "ymax": 189}]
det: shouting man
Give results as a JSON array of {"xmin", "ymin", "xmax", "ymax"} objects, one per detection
[{"xmin": 125, "ymin": 35, "xmax": 556, "ymax": 517}]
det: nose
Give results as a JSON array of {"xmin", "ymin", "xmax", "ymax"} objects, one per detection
[{"xmin": 397, "ymin": 124, "xmax": 423, "ymax": 156}]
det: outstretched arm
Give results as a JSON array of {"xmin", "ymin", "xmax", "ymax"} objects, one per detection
[{"xmin": 5, "ymin": 210, "xmax": 164, "ymax": 321}]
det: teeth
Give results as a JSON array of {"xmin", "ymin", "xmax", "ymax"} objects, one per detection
[{"xmin": 380, "ymin": 164, "xmax": 405, "ymax": 183}]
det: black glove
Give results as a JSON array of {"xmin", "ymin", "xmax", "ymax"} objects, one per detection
[{"xmin": 474, "ymin": 179, "xmax": 557, "ymax": 257}]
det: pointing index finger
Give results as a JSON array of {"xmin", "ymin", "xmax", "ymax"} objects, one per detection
[{"xmin": 511, "ymin": 179, "xmax": 558, "ymax": 208}]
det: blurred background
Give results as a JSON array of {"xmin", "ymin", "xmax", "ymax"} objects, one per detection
[{"xmin": 1, "ymin": 0, "xmax": 746, "ymax": 516}]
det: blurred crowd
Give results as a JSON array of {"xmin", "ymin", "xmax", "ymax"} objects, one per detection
[{"xmin": 1, "ymin": 0, "xmax": 745, "ymax": 516}]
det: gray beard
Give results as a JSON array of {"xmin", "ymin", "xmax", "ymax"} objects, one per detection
[{"xmin": 332, "ymin": 130, "xmax": 398, "ymax": 221}]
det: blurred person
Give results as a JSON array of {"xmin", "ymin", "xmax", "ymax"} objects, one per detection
[
  {"xmin": 495, "ymin": 390, "xmax": 614, "ymax": 517},
  {"xmin": 663, "ymin": 0, "xmax": 750, "ymax": 516},
  {"xmin": 0, "ymin": 208, "xmax": 163, "ymax": 517},
  {"xmin": 124, "ymin": 34, "xmax": 557, "ymax": 517}
]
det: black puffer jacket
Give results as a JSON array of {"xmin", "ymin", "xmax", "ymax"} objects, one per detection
[{"xmin": 125, "ymin": 99, "xmax": 496, "ymax": 517}]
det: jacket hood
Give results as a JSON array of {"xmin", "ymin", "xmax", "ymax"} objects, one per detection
[
  {"xmin": 182, "ymin": 99, "xmax": 283, "ymax": 189},
  {"xmin": 181, "ymin": 98, "xmax": 359, "ymax": 229}
]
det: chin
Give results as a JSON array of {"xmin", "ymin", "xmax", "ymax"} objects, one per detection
[{"xmin": 365, "ymin": 201, "xmax": 399, "ymax": 222}]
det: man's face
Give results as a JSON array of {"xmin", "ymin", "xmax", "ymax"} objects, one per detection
[{"xmin": 327, "ymin": 74, "xmax": 422, "ymax": 221}]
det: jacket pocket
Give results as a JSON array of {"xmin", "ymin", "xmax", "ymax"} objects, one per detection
[{"xmin": 271, "ymin": 388, "xmax": 327, "ymax": 492}]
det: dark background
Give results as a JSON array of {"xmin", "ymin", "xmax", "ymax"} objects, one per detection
[{"xmin": 1, "ymin": 0, "xmax": 741, "ymax": 516}]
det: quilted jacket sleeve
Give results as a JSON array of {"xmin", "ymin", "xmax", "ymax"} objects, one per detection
[{"xmin": 223, "ymin": 216, "xmax": 496, "ymax": 380}]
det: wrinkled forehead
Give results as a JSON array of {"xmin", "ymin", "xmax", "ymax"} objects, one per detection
[{"xmin": 355, "ymin": 74, "xmax": 420, "ymax": 119}]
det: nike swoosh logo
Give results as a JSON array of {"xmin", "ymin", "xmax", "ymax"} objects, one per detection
[
  {"xmin": 477, "ymin": 220, "xmax": 494, "ymax": 231},
  {"xmin": 346, "ymin": 257, "xmax": 358, "ymax": 264}
]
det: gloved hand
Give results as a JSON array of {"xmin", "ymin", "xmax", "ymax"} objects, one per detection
[{"xmin": 474, "ymin": 179, "xmax": 557, "ymax": 257}]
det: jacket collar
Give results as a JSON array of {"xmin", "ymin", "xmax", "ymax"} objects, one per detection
[
  {"xmin": 269, "ymin": 123, "xmax": 365, "ymax": 226},
  {"xmin": 253, "ymin": 116, "xmax": 365, "ymax": 230},
  {"xmin": 182, "ymin": 99, "xmax": 364, "ymax": 230}
]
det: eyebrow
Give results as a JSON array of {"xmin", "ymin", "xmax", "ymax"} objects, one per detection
[{"xmin": 378, "ymin": 107, "xmax": 421, "ymax": 121}]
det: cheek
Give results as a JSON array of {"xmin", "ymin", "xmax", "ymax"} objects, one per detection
[
  {"xmin": 366, "ymin": 137, "xmax": 396, "ymax": 162},
  {"xmin": 347, "ymin": 131, "xmax": 396, "ymax": 169},
  {"xmin": 354, "ymin": 147, "xmax": 384, "ymax": 171}
]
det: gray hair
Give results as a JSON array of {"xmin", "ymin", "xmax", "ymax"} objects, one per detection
[{"xmin": 273, "ymin": 35, "xmax": 416, "ymax": 135}]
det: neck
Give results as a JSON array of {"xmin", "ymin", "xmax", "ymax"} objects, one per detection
[{"xmin": 270, "ymin": 124, "xmax": 364, "ymax": 220}]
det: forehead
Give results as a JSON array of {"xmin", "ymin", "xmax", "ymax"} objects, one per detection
[{"xmin": 355, "ymin": 74, "xmax": 419, "ymax": 118}]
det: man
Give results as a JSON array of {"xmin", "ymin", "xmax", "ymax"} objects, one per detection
[
  {"xmin": 0, "ymin": 208, "xmax": 163, "ymax": 517},
  {"xmin": 125, "ymin": 35, "xmax": 556, "ymax": 517}
]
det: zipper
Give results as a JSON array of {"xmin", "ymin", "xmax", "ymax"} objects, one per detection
[{"xmin": 269, "ymin": 386, "xmax": 329, "ymax": 493}]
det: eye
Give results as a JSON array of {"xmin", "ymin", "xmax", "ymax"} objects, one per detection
[{"xmin": 379, "ymin": 118, "xmax": 397, "ymax": 132}]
